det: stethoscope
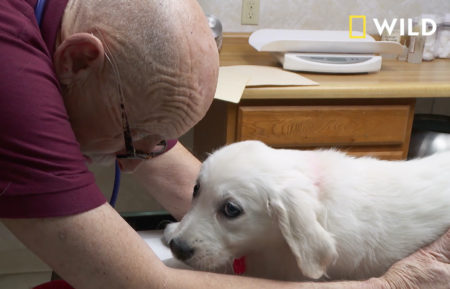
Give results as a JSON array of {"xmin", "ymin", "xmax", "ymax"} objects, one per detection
[{"xmin": 35, "ymin": 0, "xmax": 121, "ymax": 207}]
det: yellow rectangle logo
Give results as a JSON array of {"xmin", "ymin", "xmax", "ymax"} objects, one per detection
[{"xmin": 349, "ymin": 15, "xmax": 366, "ymax": 38}]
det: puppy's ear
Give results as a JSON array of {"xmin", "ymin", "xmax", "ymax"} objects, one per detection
[{"xmin": 269, "ymin": 185, "xmax": 337, "ymax": 280}]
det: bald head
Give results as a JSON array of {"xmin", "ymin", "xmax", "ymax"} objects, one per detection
[{"xmin": 57, "ymin": 0, "xmax": 219, "ymax": 148}]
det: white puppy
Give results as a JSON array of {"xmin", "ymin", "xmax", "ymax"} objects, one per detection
[{"xmin": 164, "ymin": 140, "xmax": 450, "ymax": 281}]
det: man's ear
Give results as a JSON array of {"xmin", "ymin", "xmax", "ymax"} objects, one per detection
[{"xmin": 54, "ymin": 32, "xmax": 105, "ymax": 85}]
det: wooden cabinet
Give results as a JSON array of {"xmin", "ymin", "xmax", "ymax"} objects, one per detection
[
  {"xmin": 191, "ymin": 33, "xmax": 450, "ymax": 162},
  {"xmin": 193, "ymin": 98, "xmax": 415, "ymax": 161}
]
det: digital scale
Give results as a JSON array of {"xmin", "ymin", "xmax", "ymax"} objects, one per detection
[
  {"xmin": 273, "ymin": 52, "xmax": 382, "ymax": 74},
  {"xmin": 249, "ymin": 29, "xmax": 405, "ymax": 74}
]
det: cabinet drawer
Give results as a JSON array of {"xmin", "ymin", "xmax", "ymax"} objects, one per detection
[{"xmin": 237, "ymin": 105, "xmax": 412, "ymax": 147}]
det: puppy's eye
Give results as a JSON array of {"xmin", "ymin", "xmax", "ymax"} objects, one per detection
[
  {"xmin": 193, "ymin": 183, "xmax": 200, "ymax": 198},
  {"xmin": 221, "ymin": 201, "xmax": 242, "ymax": 219}
]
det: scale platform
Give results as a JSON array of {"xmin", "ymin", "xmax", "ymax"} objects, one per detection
[{"xmin": 249, "ymin": 29, "xmax": 404, "ymax": 74}]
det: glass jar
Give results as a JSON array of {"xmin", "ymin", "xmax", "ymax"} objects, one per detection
[
  {"xmin": 421, "ymin": 14, "xmax": 439, "ymax": 61},
  {"xmin": 436, "ymin": 14, "xmax": 450, "ymax": 59},
  {"xmin": 407, "ymin": 18, "xmax": 425, "ymax": 63}
]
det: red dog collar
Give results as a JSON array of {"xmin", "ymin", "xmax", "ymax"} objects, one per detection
[
  {"xmin": 33, "ymin": 280, "xmax": 74, "ymax": 289},
  {"xmin": 233, "ymin": 256, "xmax": 246, "ymax": 275}
]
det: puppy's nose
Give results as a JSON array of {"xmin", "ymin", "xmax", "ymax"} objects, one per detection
[{"xmin": 169, "ymin": 238, "xmax": 195, "ymax": 261}]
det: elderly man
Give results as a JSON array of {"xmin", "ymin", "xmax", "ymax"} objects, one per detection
[{"xmin": 0, "ymin": 0, "xmax": 449, "ymax": 288}]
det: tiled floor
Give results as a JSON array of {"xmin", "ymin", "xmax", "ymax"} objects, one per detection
[{"xmin": 0, "ymin": 224, "xmax": 51, "ymax": 288}]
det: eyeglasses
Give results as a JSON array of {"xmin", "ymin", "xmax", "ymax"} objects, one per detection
[
  {"xmin": 115, "ymin": 97, "xmax": 167, "ymax": 160},
  {"xmin": 98, "ymin": 29, "xmax": 167, "ymax": 160}
]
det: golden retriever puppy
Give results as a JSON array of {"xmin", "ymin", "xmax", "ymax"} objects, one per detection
[{"xmin": 164, "ymin": 141, "xmax": 450, "ymax": 281}]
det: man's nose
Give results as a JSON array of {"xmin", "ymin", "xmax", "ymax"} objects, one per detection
[{"xmin": 117, "ymin": 159, "xmax": 144, "ymax": 173}]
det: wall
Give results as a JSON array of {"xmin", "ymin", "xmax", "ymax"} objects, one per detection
[
  {"xmin": 199, "ymin": 0, "xmax": 450, "ymax": 117},
  {"xmin": 198, "ymin": 0, "xmax": 449, "ymax": 34}
]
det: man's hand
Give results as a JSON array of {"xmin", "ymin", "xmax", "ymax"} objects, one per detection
[
  {"xmin": 132, "ymin": 142, "xmax": 201, "ymax": 220},
  {"xmin": 380, "ymin": 228, "xmax": 450, "ymax": 289}
]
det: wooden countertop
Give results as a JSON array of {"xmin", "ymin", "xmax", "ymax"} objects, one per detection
[{"xmin": 219, "ymin": 33, "xmax": 450, "ymax": 100}]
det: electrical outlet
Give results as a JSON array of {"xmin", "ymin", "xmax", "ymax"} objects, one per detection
[{"xmin": 241, "ymin": 0, "xmax": 259, "ymax": 25}]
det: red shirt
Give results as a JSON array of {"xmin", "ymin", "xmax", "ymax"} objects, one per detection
[{"xmin": 0, "ymin": 0, "xmax": 107, "ymax": 217}]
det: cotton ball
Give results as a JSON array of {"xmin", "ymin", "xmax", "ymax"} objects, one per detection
[
  {"xmin": 441, "ymin": 46, "xmax": 450, "ymax": 58},
  {"xmin": 423, "ymin": 51, "xmax": 435, "ymax": 61},
  {"xmin": 437, "ymin": 31, "xmax": 450, "ymax": 58}
]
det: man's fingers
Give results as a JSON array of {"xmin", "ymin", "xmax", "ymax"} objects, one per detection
[{"xmin": 425, "ymin": 228, "xmax": 450, "ymax": 262}]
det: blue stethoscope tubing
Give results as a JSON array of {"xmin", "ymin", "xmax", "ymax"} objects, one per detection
[
  {"xmin": 110, "ymin": 161, "xmax": 121, "ymax": 207},
  {"xmin": 34, "ymin": 0, "xmax": 46, "ymax": 26},
  {"xmin": 34, "ymin": 0, "xmax": 122, "ymax": 207}
]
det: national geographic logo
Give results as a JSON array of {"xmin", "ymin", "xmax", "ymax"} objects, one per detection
[{"xmin": 349, "ymin": 15, "xmax": 437, "ymax": 38}]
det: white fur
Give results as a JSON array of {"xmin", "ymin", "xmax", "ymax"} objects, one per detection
[{"xmin": 164, "ymin": 140, "xmax": 450, "ymax": 281}]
